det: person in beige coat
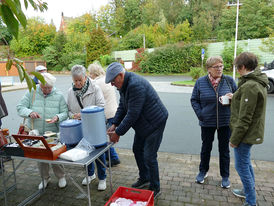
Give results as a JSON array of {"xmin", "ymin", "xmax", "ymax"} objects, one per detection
[
  {"xmin": 88, "ymin": 63, "xmax": 121, "ymax": 167},
  {"xmin": 67, "ymin": 65, "xmax": 107, "ymax": 191}
]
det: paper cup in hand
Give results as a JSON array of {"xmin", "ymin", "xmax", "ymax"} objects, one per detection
[{"xmin": 219, "ymin": 95, "xmax": 230, "ymax": 105}]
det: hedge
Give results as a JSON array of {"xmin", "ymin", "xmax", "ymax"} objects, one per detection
[{"xmin": 140, "ymin": 43, "xmax": 206, "ymax": 73}]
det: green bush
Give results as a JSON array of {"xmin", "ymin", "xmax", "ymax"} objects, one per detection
[
  {"xmin": 221, "ymin": 42, "xmax": 243, "ymax": 72},
  {"xmin": 190, "ymin": 67, "xmax": 206, "ymax": 80},
  {"xmin": 100, "ymin": 55, "xmax": 115, "ymax": 67},
  {"xmin": 140, "ymin": 43, "xmax": 205, "ymax": 73},
  {"xmin": 68, "ymin": 59, "xmax": 86, "ymax": 71},
  {"xmin": 51, "ymin": 64, "xmax": 63, "ymax": 71}
]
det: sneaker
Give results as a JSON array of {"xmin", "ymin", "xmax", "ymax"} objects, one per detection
[
  {"xmin": 98, "ymin": 179, "xmax": 106, "ymax": 191},
  {"xmin": 149, "ymin": 186, "xmax": 161, "ymax": 199},
  {"xmin": 58, "ymin": 177, "xmax": 67, "ymax": 188},
  {"xmin": 221, "ymin": 177, "xmax": 230, "ymax": 188},
  {"xmin": 232, "ymin": 188, "xmax": 246, "ymax": 199},
  {"xmin": 131, "ymin": 178, "xmax": 150, "ymax": 189},
  {"xmin": 107, "ymin": 159, "xmax": 121, "ymax": 167},
  {"xmin": 38, "ymin": 178, "xmax": 50, "ymax": 190},
  {"xmin": 195, "ymin": 172, "xmax": 208, "ymax": 184},
  {"xmin": 82, "ymin": 174, "xmax": 96, "ymax": 185}
]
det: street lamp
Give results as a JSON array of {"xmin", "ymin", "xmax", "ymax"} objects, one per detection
[{"xmin": 227, "ymin": 1, "xmax": 242, "ymax": 80}]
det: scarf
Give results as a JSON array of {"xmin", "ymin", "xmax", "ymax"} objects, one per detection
[
  {"xmin": 208, "ymin": 74, "xmax": 221, "ymax": 91},
  {"xmin": 73, "ymin": 78, "xmax": 90, "ymax": 98}
]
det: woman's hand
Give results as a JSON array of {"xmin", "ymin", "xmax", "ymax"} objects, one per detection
[
  {"xmin": 225, "ymin": 93, "xmax": 233, "ymax": 99},
  {"xmin": 29, "ymin": 112, "xmax": 41, "ymax": 119},
  {"xmin": 73, "ymin": 113, "xmax": 81, "ymax": 120},
  {"xmin": 47, "ymin": 116, "xmax": 59, "ymax": 124},
  {"xmin": 230, "ymin": 142, "xmax": 237, "ymax": 148}
]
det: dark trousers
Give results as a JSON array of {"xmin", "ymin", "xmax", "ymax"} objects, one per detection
[
  {"xmin": 199, "ymin": 126, "xmax": 230, "ymax": 178},
  {"xmin": 133, "ymin": 121, "xmax": 166, "ymax": 190}
]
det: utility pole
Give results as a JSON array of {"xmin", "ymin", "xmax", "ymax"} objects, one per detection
[{"xmin": 143, "ymin": 34, "xmax": 146, "ymax": 49}]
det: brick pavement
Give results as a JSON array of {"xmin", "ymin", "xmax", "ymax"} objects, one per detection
[{"xmin": 1, "ymin": 148, "xmax": 274, "ymax": 206}]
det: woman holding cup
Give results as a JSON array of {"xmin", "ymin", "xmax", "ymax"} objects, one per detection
[{"xmin": 191, "ymin": 56, "xmax": 237, "ymax": 188}]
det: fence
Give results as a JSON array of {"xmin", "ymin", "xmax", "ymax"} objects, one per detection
[{"xmin": 0, "ymin": 61, "xmax": 46, "ymax": 76}]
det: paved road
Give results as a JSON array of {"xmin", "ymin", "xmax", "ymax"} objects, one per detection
[{"xmin": 2, "ymin": 75, "xmax": 274, "ymax": 161}]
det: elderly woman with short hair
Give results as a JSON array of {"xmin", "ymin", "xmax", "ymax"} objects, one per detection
[
  {"xmin": 191, "ymin": 56, "xmax": 237, "ymax": 188},
  {"xmin": 67, "ymin": 64, "xmax": 107, "ymax": 191},
  {"xmin": 17, "ymin": 72, "xmax": 68, "ymax": 190},
  {"xmin": 88, "ymin": 63, "xmax": 121, "ymax": 167}
]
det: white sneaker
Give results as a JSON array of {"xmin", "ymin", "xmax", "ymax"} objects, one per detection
[
  {"xmin": 58, "ymin": 177, "xmax": 67, "ymax": 188},
  {"xmin": 38, "ymin": 178, "xmax": 50, "ymax": 190},
  {"xmin": 98, "ymin": 179, "xmax": 106, "ymax": 191},
  {"xmin": 82, "ymin": 174, "xmax": 96, "ymax": 185}
]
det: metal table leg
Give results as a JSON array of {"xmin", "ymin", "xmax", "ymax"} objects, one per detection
[{"xmin": 85, "ymin": 165, "xmax": 91, "ymax": 206}]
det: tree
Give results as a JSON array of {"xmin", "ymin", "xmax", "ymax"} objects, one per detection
[
  {"xmin": 260, "ymin": 30, "xmax": 274, "ymax": 55},
  {"xmin": 86, "ymin": 27, "xmax": 112, "ymax": 66},
  {"xmin": 0, "ymin": 0, "xmax": 48, "ymax": 91},
  {"xmin": 10, "ymin": 17, "xmax": 56, "ymax": 57},
  {"xmin": 0, "ymin": 18, "xmax": 12, "ymax": 44},
  {"xmin": 217, "ymin": 0, "xmax": 274, "ymax": 41}
]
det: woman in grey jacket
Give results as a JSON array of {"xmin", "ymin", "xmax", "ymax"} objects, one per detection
[{"xmin": 67, "ymin": 65, "xmax": 107, "ymax": 191}]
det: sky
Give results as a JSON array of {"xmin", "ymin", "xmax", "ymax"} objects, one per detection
[{"xmin": 22, "ymin": 0, "xmax": 110, "ymax": 29}]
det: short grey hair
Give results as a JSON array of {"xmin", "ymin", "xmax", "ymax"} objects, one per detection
[
  {"xmin": 206, "ymin": 56, "xmax": 223, "ymax": 69},
  {"xmin": 88, "ymin": 64, "xmax": 105, "ymax": 77},
  {"xmin": 71, "ymin": 65, "xmax": 86, "ymax": 77}
]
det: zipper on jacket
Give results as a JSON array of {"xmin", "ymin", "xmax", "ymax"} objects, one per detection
[{"xmin": 207, "ymin": 76, "xmax": 220, "ymax": 129}]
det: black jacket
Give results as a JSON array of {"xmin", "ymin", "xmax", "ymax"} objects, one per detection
[{"xmin": 113, "ymin": 72, "xmax": 168, "ymax": 136}]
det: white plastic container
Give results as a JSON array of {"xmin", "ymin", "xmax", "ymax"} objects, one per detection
[
  {"xmin": 81, "ymin": 106, "xmax": 107, "ymax": 147},
  {"xmin": 59, "ymin": 119, "xmax": 83, "ymax": 145}
]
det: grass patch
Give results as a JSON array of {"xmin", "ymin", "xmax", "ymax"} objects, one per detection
[{"xmin": 171, "ymin": 80, "xmax": 195, "ymax": 86}]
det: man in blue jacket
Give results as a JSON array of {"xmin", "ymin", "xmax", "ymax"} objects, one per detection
[{"xmin": 106, "ymin": 62, "xmax": 168, "ymax": 199}]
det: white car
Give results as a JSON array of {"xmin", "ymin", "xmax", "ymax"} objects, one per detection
[{"xmin": 261, "ymin": 62, "xmax": 274, "ymax": 94}]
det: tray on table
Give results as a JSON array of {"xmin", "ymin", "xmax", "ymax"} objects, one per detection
[{"xmin": 12, "ymin": 134, "xmax": 66, "ymax": 160}]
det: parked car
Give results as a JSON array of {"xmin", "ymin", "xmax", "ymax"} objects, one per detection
[{"xmin": 261, "ymin": 60, "xmax": 274, "ymax": 94}]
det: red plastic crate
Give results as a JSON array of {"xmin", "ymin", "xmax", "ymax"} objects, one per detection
[{"xmin": 105, "ymin": 186, "xmax": 154, "ymax": 206}]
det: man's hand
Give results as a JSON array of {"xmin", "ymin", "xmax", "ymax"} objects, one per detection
[
  {"xmin": 109, "ymin": 132, "xmax": 120, "ymax": 143},
  {"xmin": 29, "ymin": 112, "xmax": 41, "ymax": 119},
  {"xmin": 107, "ymin": 124, "xmax": 116, "ymax": 133},
  {"xmin": 47, "ymin": 116, "xmax": 59, "ymax": 124},
  {"xmin": 230, "ymin": 142, "xmax": 237, "ymax": 148}
]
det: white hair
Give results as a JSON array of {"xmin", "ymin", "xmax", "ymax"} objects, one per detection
[
  {"xmin": 71, "ymin": 65, "xmax": 86, "ymax": 77},
  {"xmin": 88, "ymin": 64, "xmax": 105, "ymax": 77},
  {"xmin": 40, "ymin": 73, "xmax": 56, "ymax": 87}
]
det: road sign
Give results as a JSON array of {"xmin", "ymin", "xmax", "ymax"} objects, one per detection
[
  {"xmin": 202, "ymin": 48, "xmax": 205, "ymax": 55},
  {"xmin": 201, "ymin": 54, "xmax": 204, "ymax": 60}
]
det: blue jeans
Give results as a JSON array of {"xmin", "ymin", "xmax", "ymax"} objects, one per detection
[
  {"xmin": 200, "ymin": 126, "xmax": 230, "ymax": 178},
  {"xmin": 234, "ymin": 143, "xmax": 256, "ymax": 206},
  {"xmin": 105, "ymin": 118, "xmax": 119, "ymax": 161},
  {"xmin": 66, "ymin": 143, "xmax": 106, "ymax": 180},
  {"xmin": 133, "ymin": 121, "xmax": 166, "ymax": 190}
]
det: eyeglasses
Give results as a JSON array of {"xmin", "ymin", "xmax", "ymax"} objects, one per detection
[{"xmin": 211, "ymin": 65, "xmax": 224, "ymax": 69}]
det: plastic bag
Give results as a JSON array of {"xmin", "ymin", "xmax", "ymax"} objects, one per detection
[
  {"xmin": 59, "ymin": 148, "xmax": 89, "ymax": 161},
  {"xmin": 75, "ymin": 138, "xmax": 95, "ymax": 153}
]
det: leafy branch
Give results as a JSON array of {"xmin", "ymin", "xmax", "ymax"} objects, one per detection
[{"xmin": 0, "ymin": 0, "xmax": 47, "ymax": 91}]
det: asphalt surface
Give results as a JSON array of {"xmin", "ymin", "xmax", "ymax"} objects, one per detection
[{"xmin": 2, "ymin": 75, "xmax": 274, "ymax": 162}]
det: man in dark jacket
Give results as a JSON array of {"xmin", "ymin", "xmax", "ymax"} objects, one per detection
[
  {"xmin": 105, "ymin": 62, "xmax": 168, "ymax": 199},
  {"xmin": 230, "ymin": 52, "xmax": 268, "ymax": 206}
]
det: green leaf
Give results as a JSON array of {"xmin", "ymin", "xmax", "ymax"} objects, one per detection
[
  {"xmin": 6, "ymin": 59, "xmax": 13, "ymax": 71},
  {"xmin": 13, "ymin": 58, "xmax": 23, "ymax": 64},
  {"xmin": 24, "ymin": 0, "xmax": 28, "ymax": 10},
  {"xmin": 24, "ymin": 70, "xmax": 33, "ymax": 92},
  {"xmin": 5, "ymin": 0, "xmax": 27, "ymax": 28},
  {"xmin": 0, "ymin": 5, "xmax": 19, "ymax": 39},
  {"xmin": 30, "ymin": 71, "xmax": 46, "ymax": 85},
  {"xmin": 16, "ymin": 64, "xmax": 25, "ymax": 82},
  {"xmin": 32, "ymin": 79, "xmax": 36, "ymax": 90}
]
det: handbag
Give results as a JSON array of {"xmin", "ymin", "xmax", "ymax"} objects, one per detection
[{"xmin": 18, "ymin": 90, "xmax": 36, "ymax": 135}]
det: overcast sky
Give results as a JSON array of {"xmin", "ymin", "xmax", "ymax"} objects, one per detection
[{"xmin": 22, "ymin": 0, "xmax": 110, "ymax": 29}]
